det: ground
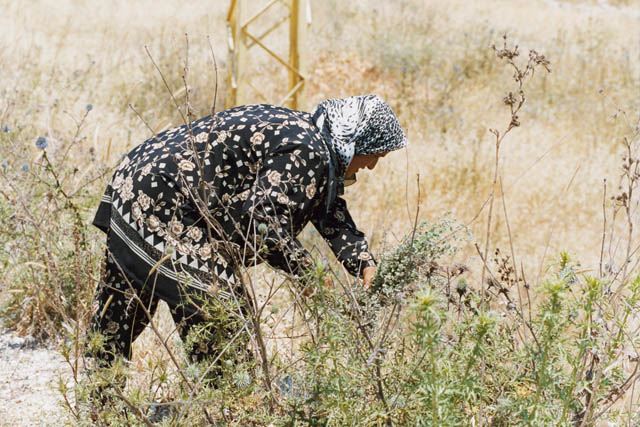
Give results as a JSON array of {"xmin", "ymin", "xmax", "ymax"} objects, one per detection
[{"xmin": 0, "ymin": 329, "xmax": 69, "ymax": 426}]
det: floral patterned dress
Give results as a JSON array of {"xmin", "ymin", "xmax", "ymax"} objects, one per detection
[{"xmin": 93, "ymin": 104, "xmax": 375, "ymax": 312}]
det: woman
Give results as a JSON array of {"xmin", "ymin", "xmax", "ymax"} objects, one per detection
[{"xmin": 89, "ymin": 94, "xmax": 407, "ymax": 364}]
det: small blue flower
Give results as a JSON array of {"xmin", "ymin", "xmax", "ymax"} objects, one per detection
[
  {"xmin": 35, "ymin": 136, "xmax": 48, "ymax": 149},
  {"xmin": 1, "ymin": 161, "xmax": 8, "ymax": 169},
  {"xmin": 86, "ymin": 104, "xmax": 93, "ymax": 112},
  {"xmin": 2, "ymin": 125, "xmax": 8, "ymax": 133},
  {"xmin": 22, "ymin": 164, "xmax": 30, "ymax": 172},
  {"xmin": 452, "ymin": 64, "xmax": 461, "ymax": 72}
]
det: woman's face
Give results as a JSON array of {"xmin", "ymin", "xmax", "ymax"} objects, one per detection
[{"xmin": 345, "ymin": 152, "xmax": 387, "ymax": 177}]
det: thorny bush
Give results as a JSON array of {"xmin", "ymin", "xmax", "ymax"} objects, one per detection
[{"xmin": 0, "ymin": 34, "xmax": 638, "ymax": 426}]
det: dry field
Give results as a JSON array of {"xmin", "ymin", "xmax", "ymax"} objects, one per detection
[
  {"xmin": 0, "ymin": 0, "xmax": 639, "ymax": 424},
  {"xmin": 2, "ymin": 0, "xmax": 638, "ymax": 271}
]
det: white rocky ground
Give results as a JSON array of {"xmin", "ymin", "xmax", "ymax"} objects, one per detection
[{"xmin": 0, "ymin": 329, "xmax": 70, "ymax": 426}]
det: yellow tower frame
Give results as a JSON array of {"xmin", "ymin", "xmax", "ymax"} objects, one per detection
[{"xmin": 226, "ymin": 0, "xmax": 311, "ymax": 110}]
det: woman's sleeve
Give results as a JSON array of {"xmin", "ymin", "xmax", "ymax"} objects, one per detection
[
  {"xmin": 240, "ymin": 145, "xmax": 322, "ymax": 279},
  {"xmin": 311, "ymin": 197, "xmax": 376, "ymax": 278}
]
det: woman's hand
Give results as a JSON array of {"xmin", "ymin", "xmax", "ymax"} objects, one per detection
[{"xmin": 362, "ymin": 266, "xmax": 376, "ymax": 290}]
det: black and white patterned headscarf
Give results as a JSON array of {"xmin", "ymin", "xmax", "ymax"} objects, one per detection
[{"xmin": 311, "ymin": 95, "xmax": 408, "ymax": 178}]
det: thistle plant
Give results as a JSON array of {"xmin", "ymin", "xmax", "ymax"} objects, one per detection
[{"xmin": 372, "ymin": 216, "xmax": 471, "ymax": 294}]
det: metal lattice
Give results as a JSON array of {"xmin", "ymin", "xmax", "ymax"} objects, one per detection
[{"xmin": 226, "ymin": 0, "xmax": 311, "ymax": 110}]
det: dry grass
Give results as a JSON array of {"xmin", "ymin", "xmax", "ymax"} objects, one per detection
[
  {"xmin": 1, "ymin": 0, "xmax": 636, "ymax": 267},
  {"xmin": 1, "ymin": 0, "xmax": 639, "ymax": 422},
  {"xmin": 309, "ymin": 0, "xmax": 640, "ymax": 273}
]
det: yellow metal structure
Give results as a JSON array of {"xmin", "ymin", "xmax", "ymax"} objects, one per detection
[{"xmin": 226, "ymin": 0, "xmax": 310, "ymax": 110}]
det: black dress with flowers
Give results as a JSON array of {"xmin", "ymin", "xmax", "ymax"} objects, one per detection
[{"xmin": 93, "ymin": 104, "xmax": 375, "ymax": 311}]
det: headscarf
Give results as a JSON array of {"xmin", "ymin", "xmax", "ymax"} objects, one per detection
[
  {"xmin": 311, "ymin": 95, "xmax": 408, "ymax": 178},
  {"xmin": 311, "ymin": 95, "xmax": 408, "ymax": 216}
]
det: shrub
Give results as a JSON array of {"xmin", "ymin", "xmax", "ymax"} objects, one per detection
[{"xmin": 0, "ymin": 117, "xmax": 104, "ymax": 340}]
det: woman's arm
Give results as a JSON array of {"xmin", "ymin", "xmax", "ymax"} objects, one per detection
[
  {"xmin": 311, "ymin": 197, "xmax": 376, "ymax": 279},
  {"xmin": 240, "ymin": 144, "xmax": 323, "ymax": 279}
]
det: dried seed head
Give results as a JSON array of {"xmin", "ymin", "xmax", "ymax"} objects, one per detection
[
  {"xmin": 456, "ymin": 278, "xmax": 468, "ymax": 296},
  {"xmin": 503, "ymin": 92, "xmax": 516, "ymax": 106}
]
